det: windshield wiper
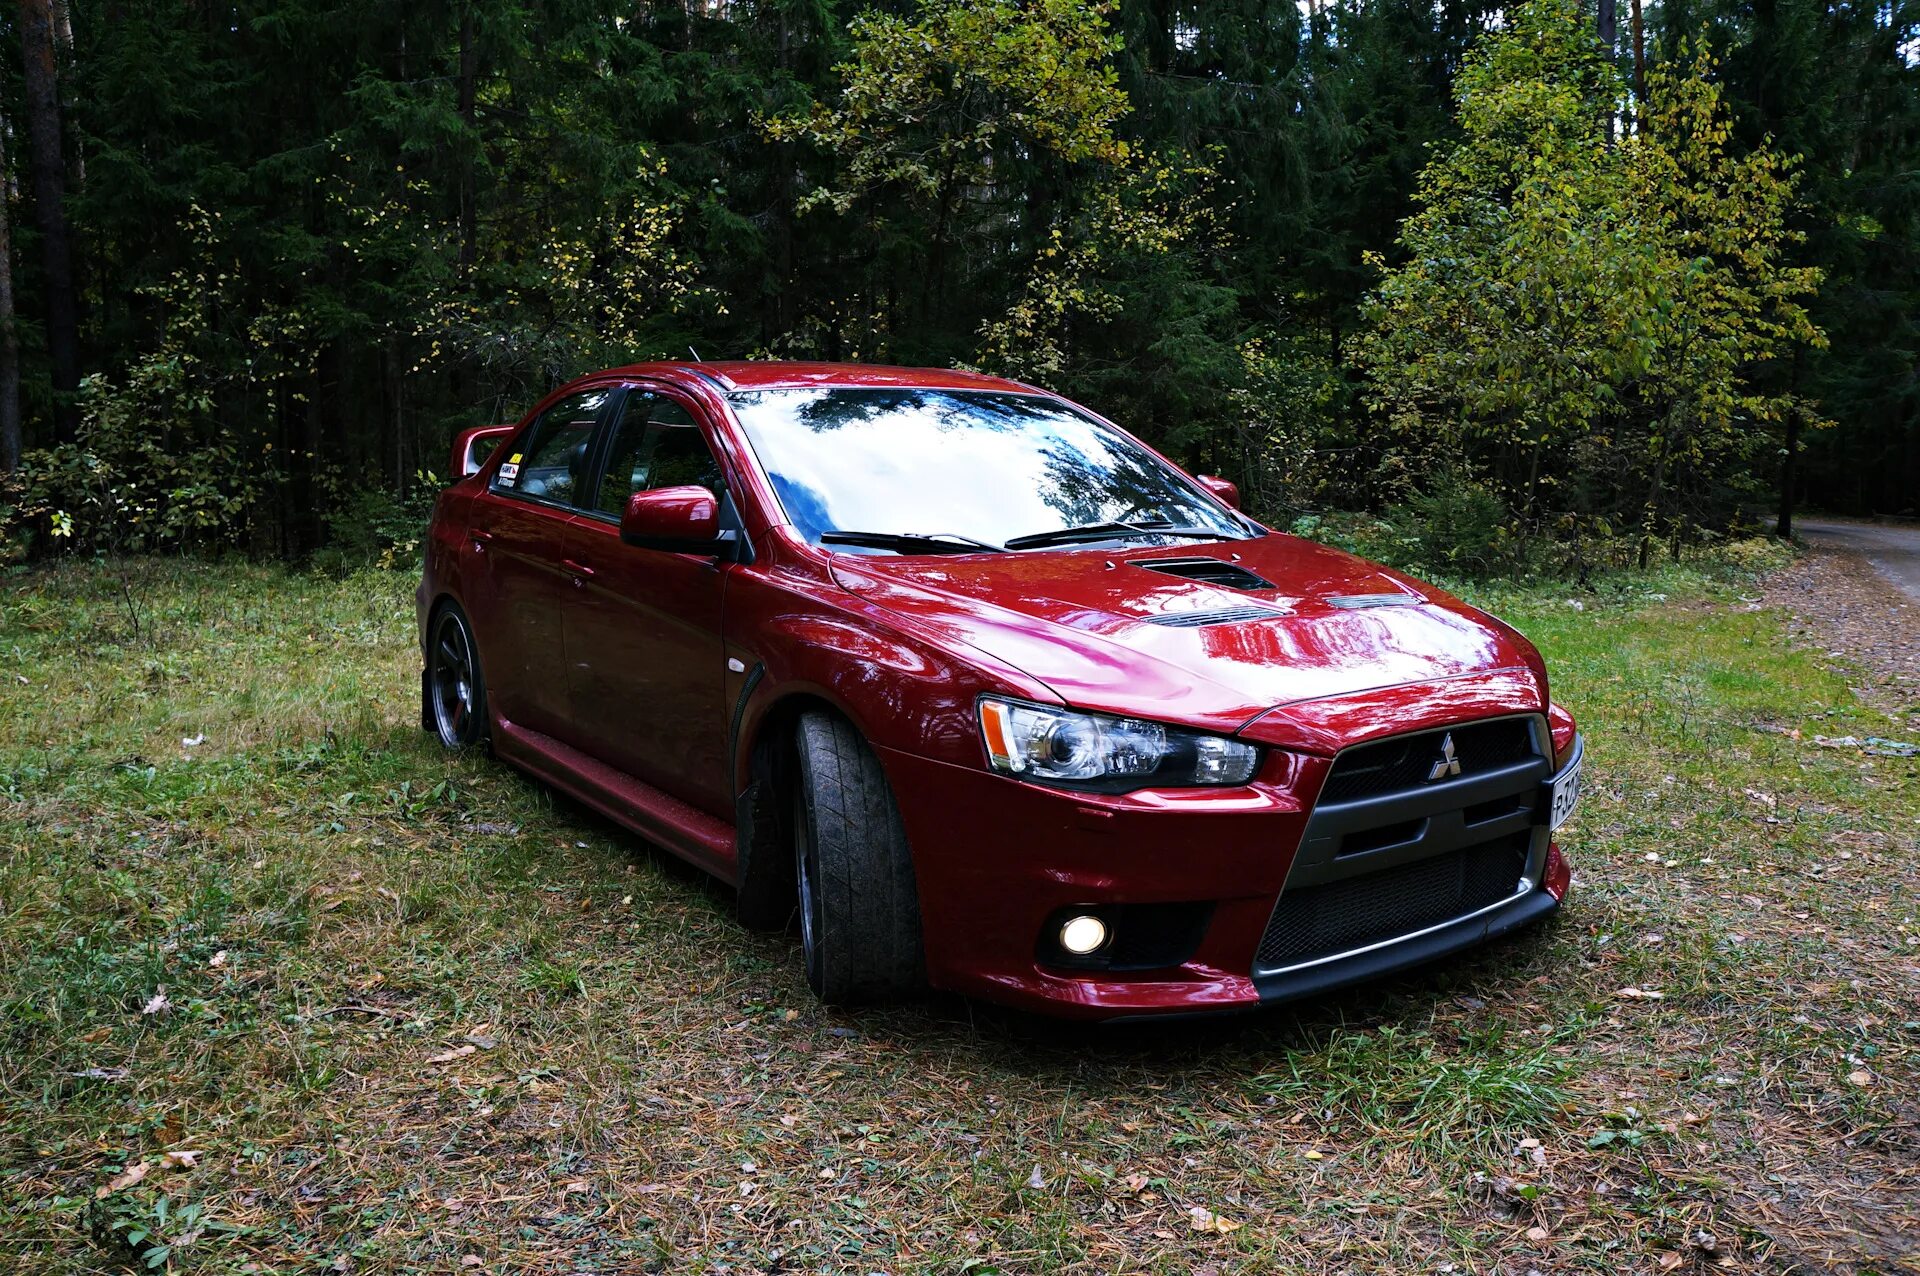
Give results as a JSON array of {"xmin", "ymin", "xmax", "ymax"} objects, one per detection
[
  {"xmin": 819, "ymin": 530, "xmax": 1006, "ymax": 555},
  {"xmin": 1002, "ymin": 520, "xmax": 1231, "ymax": 551}
]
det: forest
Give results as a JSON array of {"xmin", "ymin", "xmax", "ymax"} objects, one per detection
[{"xmin": 0, "ymin": 0, "xmax": 1914, "ymax": 572}]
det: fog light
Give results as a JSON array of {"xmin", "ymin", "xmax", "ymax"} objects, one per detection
[{"xmin": 1059, "ymin": 914, "xmax": 1109, "ymax": 956}]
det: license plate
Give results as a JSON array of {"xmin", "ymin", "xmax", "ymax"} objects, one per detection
[{"xmin": 1547, "ymin": 753, "xmax": 1582, "ymax": 830}]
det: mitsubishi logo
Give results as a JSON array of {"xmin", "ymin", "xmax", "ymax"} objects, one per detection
[{"xmin": 1427, "ymin": 732, "xmax": 1462, "ymax": 781}]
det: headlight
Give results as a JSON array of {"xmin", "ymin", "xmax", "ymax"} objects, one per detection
[{"xmin": 977, "ymin": 697, "xmax": 1259, "ymax": 792}]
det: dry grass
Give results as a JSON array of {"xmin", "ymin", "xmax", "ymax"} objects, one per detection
[{"xmin": 0, "ymin": 555, "xmax": 1914, "ymax": 1274}]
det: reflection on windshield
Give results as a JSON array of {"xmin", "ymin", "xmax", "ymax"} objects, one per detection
[{"xmin": 727, "ymin": 388, "xmax": 1245, "ymax": 554}]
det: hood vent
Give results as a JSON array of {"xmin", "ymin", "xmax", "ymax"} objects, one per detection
[
  {"xmin": 1146, "ymin": 604, "xmax": 1291, "ymax": 629},
  {"xmin": 1131, "ymin": 556, "xmax": 1276, "ymax": 591},
  {"xmin": 1326, "ymin": 591, "xmax": 1423, "ymax": 610}
]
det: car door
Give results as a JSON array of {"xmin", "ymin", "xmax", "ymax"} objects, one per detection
[
  {"xmin": 462, "ymin": 386, "xmax": 615, "ymax": 740},
  {"xmin": 560, "ymin": 387, "xmax": 734, "ymax": 818}
]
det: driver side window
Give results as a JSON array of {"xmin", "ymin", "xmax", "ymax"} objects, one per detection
[{"xmin": 593, "ymin": 392, "xmax": 724, "ymax": 517}]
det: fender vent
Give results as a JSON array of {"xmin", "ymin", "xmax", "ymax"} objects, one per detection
[
  {"xmin": 1131, "ymin": 557, "xmax": 1275, "ymax": 591},
  {"xmin": 1146, "ymin": 604, "xmax": 1290, "ymax": 628}
]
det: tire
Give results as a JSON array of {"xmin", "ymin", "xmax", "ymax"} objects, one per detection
[
  {"xmin": 426, "ymin": 603, "xmax": 489, "ymax": 751},
  {"xmin": 792, "ymin": 711, "xmax": 924, "ymax": 1003}
]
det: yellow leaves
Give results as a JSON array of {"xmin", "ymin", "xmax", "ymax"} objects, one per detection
[
  {"xmin": 1186, "ymin": 1205, "xmax": 1245, "ymax": 1234},
  {"xmin": 765, "ymin": 0, "xmax": 1132, "ymax": 209}
]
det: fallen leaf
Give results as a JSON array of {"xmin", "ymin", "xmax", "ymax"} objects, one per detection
[
  {"xmin": 424, "ymin": 1044, "xmax": 477, "ymax": 1065},
  {"xmin": 209, "ymin": 950, "xmax": 228, "ymax": 968},
  {"xmin": 1847, "ymin": 1069, "xmax": 1873, "ymax": 1087},
  {"xmin": 1024, "ymin": 1165, "xmax": 1046, "ymax": 1189},
  {"xmin": 461, "ymin": 1257, "xmax": 483, "ymax": 1269},
  {"xmin": 159, "ymin": 1150, "xmax": 200, "ymax": 1170},
  {"xmin": 142, "ymin": 989, "xmax": 171, "ymax": 1016},
  {"xmin": 96, "ymin": 1160, "xmax": 152, "ymax": 1198},
  {"xmin": 1526, "ymin": 1226, "xmax": 1551, "ymax": 1243},
  {"xmin": 1302, "ymin": 1148, "xmax": 1324, "ymax": 1160},
  {"xmin": 1616, "ymin": 986, "xmax": 1665, "ymax": 1000},
  {"xmin": 1186, "ymin": 1206, "xmax": 1245, "ymax": 1234},
  {"xmin": 1658, "ymin": 1254, "xmax": 1684, "ymax": 1272}
]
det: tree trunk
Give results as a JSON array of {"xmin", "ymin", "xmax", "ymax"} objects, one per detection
[
  {"xmin": 0, "ymin": 115, "xmax": 20, "ymax": 473},
  {"xmin": 1629, "ymin": 0, "xmax": 1646, "ymax": 129},
  {"xmin": 17, "ymin": 0, "xmax": 81, "ymax": 442},
  {"xmin": 1597, "ymin": 0, "xmax": 1617, "ymax": 141},
  {"xmin": 1776, "ymin": 405, "xmax": 1802, "ymax": 538},
  {"xmin": 51, "ymin": 0, "xmax": 80, "ymax": 188},
  {"xmin": 456, "ymin": 4, "xmax": 477, "ymax": 280},
  {"xmin": 1639, "ymin": 446, "xmax": 1668, "ymax": 570}
]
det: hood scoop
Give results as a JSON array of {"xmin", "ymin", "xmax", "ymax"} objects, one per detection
[
  {"xmin": 1130, "ymin": 556, "xmax": 1275, "ymax": 591},
  {"xmin": 1145, "ymin": 603, "xmax": 1291, "ymax": 629}
]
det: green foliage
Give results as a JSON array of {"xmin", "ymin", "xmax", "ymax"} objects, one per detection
[
  {"xmin": 8, "ymin": 369, "xmax": 261, "ymax": 559},
  {"xmin": 768, "ymin": 0, "xmax": 1132, "ymax": 210},
  {"xmin": 1359, "ymin": 0, "xmax": 1825, "ymax": 552},
  {"xmin": 1225, "ymin": 330, "xmax": 1349, "ymax": 521},
  {"xmin": 0, "ymin": 0, "xmax": 1914, "ymax": 566},
  {"xmin": 313, "ymin": 475, "xmax": 441, "ymax": 576}
]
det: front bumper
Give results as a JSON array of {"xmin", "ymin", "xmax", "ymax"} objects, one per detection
[{"xmin": 875, "ymin": 730, "xmax": 1577, "ymax": 1021}]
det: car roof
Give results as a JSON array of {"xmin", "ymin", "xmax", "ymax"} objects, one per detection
[{"xmin": 595, "ymin": 360, "xmax": 1044, "ymax": 395}]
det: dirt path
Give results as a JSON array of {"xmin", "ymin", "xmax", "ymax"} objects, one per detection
[
  {"xmin": 1765, "ymin": 521, "xmax": 1919, "ymax": 719},
  {"xmin": 1797, "ymin": 518, "xmax": 1920, "ymax": 602}
]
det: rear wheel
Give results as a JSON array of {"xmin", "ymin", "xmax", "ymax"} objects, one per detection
[
  {"xmin": 427, "ymin": 605, "xmax": 488, "ymax": 750},
  {"xmin": 792, "ymin": 711, "xmax": 924, "ymax": 1003}
]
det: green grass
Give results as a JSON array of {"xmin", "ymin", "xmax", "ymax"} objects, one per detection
[{"xmin": 1, "ymin": 555, "xmax": 1914, "ymax": 1274}]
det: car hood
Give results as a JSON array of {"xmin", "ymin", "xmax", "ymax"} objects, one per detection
[{"xmin": 827, "ymin": 533, "xmax": 1549, "ymax": 755}]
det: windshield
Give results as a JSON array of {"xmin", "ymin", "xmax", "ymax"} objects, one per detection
[{"xmin": 726, "ymin": 387, "xmax": 1247, "ymax": 553}]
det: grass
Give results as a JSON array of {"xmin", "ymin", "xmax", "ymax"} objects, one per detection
[{"xmin": 0, "ymin": 554, "xmax": 1914, "ymax": 1274}]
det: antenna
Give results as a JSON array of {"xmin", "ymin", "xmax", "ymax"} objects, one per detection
[{"xmin": 688, "ymin": 346, "xmax": 702, "ymax": 362}]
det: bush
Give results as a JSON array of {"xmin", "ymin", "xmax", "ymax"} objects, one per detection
[
  {"xmin": 312, "ymin": 477, "xmax": 440, "ymax": 575},
  {"xmin": 1, "ymin": 371, "xmax": 261, "ymax": 562}
]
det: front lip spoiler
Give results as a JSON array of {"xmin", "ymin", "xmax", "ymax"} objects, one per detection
[{"xmin": 1250, "ymin": 881, "xmax": 1561, "ymax": 1007}]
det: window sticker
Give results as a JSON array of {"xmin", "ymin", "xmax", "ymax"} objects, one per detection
[{"xmin": 497, "ymin": 461, "xmax": 520, "ymax": 484}]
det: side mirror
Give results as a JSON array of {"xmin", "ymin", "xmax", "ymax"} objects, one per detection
[
  {"xmin": 621, "ymin": 486, "xmax": 726, "ymax": 554},
  {"xmin": 1196, "ymin": 474, "xmax": 1241, "ymax": 510},
  {"xmin": 452, "ymin": 424, "xmax": 514, "ymax": 480}
]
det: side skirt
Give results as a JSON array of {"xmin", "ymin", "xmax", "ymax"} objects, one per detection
[{"xmin": 492, "ymin": 713, "xmax": 739, "ymax": 885}]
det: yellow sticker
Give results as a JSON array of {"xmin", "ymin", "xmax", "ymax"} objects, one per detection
[{"xmin": 508, "ymin": 453, "xmax": 522, "ymax": 464}]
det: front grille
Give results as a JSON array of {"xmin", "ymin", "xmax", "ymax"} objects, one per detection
[
  {"xmin": 1320, "ymin": 717, "xmax": 1537, "ymax": 804},
  {"xmin": 1255, "ymin": 834, "xmax": 1529, "ymax": 970}
]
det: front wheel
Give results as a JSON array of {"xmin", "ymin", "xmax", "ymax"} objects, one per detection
[
  {"xmin": 427, "ymin": 604, "xmax": 488, "ymax": 750},
  {"xmin": 792, "ymin": 712, "xmax": 924, "ymax": 1004}
]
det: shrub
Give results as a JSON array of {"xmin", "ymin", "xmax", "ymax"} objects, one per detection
[
  {"xmin": 2, "ymin": 371, "xmax": 262, "ymax": 561},
  {"xmin": 1379, "ymin": 483, "xmax": 1517, "ymax": 580},
  {"xmin": 312, "ymin": 476, "xmax": 440, "ymax": 575}
]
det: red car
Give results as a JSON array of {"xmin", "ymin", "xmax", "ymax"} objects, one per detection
[{"xmin": 419, "ymin": 362, "xmax": 1582, "ymax": 1019}]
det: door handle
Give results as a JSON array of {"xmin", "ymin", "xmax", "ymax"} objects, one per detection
[
  {"xmin": 469, "ymin": 528, "xmax": 495, "ymax": 551},
  {"xmin": 561, "ymin": 557, "xmax": 595, "ymax": 580}
]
